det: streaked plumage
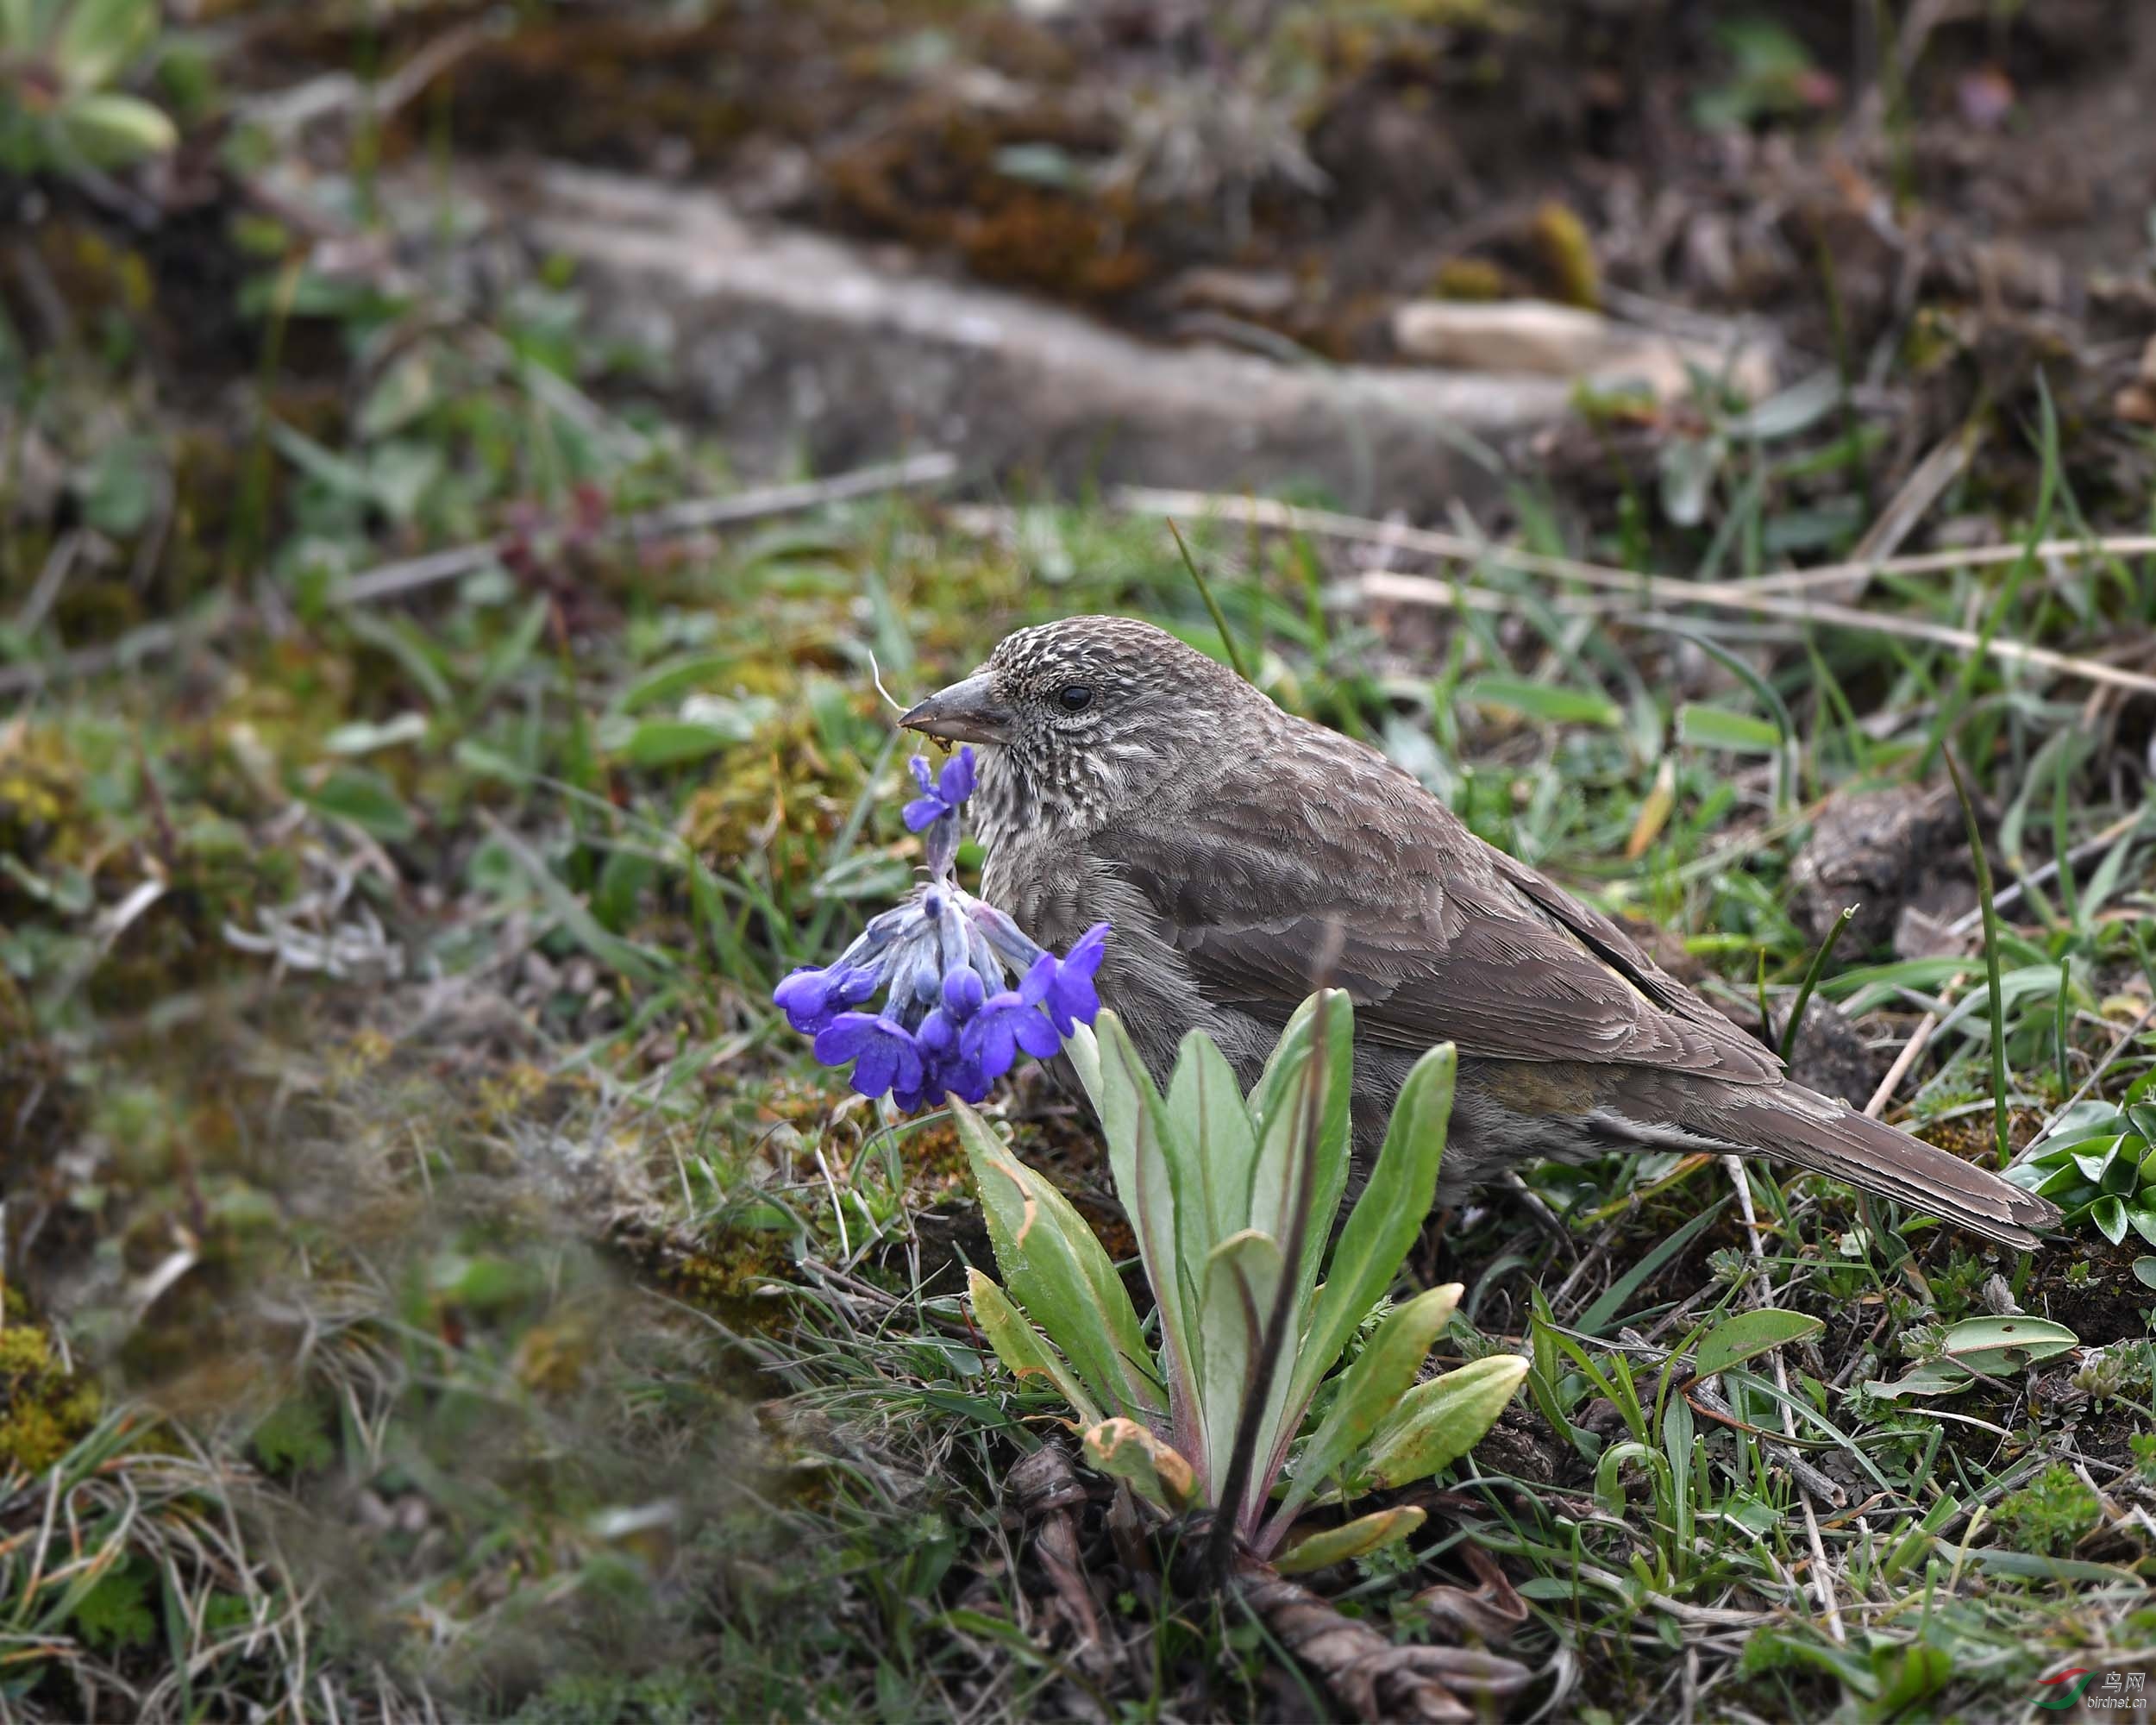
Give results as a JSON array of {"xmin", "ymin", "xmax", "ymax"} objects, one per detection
[{"xmin": 900, "ymin": 616, "xmax": 2059, "ymax": 1249}]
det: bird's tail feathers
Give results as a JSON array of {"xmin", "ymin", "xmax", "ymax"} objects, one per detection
[{"xmin": 1714, "ymin": 1089, "xmax": 2058, "ymax": 1250}]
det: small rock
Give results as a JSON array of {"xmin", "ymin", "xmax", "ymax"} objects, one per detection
[
  {"xmin": 1788, "ymin": 783, "xmax": 1970, "ymax": 953},
  {"xmin": 1774, "ymin": 995, "xmax": 1885, "ymax": 1109}
]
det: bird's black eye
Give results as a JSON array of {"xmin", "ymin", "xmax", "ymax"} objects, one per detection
[{"xmin": 1055, "ymin": 684, "xmax": 1094, "ymax": 713}]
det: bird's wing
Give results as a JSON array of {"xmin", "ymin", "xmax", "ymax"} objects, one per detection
[{"xmin": 1092, "ymin": 727, "xmax": 1781, "ymax": 1085}]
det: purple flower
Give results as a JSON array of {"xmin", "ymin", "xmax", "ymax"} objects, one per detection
[
  {"xmin": 962, "ymin": 957, "xmax": 1065, "ymax": 1081},
  {"xmin": 1041, "ymin": 922, "xmax": 1109, "ymax": 1035},
  {"xmin": 774, "ymin": 963, "xmax": 881, "ymax": 1034},
  {"xmin": 769, "ymin": 736, "xmax": 1110, "ymax": 1111},
  {"xmin": 902, "ymin": 748, "xmax": 977, "ymax": 833},
  {"xmin": 814, "ymin": 1013, "xmax": 924, "ymax": 1101},
  {"xmin": 913, "ymin": 1003, "xmax": 990, "ymax": 1107},
  {"xmin": 940, "ymin": 966, "xmax": 985, "ymax": 1023}
]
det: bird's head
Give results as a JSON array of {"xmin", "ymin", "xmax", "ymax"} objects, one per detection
[{"xmin": 900, "ymin": 615, "xmax": 1254, "ymax": 839}]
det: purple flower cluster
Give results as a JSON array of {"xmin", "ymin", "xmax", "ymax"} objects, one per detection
[{"xmin": 773, "ymin": 745, "xmax": 1108, "ymax": 1111}]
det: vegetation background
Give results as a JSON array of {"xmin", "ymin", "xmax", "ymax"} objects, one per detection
[{"xmin": 3, "ymin": 1, "xmax": 2156, "ymax": 1719}]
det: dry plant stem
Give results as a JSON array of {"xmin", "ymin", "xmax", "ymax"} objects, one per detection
[
  {"xmin": 1227, "ymin": 1561, "xmax": 1533, "ymax": 1725},
  {"xmin": 1121, "ymin": 483, "xmax": 2156, "ymax": 601},
  {"xmin": 0, "ymin": 455, "xmax": 959, "ymax": 699},
  {"xmin": 1868, "ymin": 809, "xmax": 2143, "ymax": 1117},
  {"xmin": 2056, "ymin": 997, "xmax": 2156, "ymax": 1117},
  {"xmin": 1836, "ymin": 423, "xmax": 1979, "ymax": 601},
  {"xmin": 1865, "ymin": 987, "xmax": 1959, "ymax": 1120},
  {"xmin": 1944, "ymin": 810, "xmax": 2143, "ymax": 939},
  {"xmin": 1114, "ymin": 488, "xmax": 2156, "ymax": 697},
  {"xmin": 1722, "ymin": 1155, "xmax": 1846, "ymax": 1644},
  {"xmin": 1008, "ymin": 1446, "xmax": 1116, "ymax": 1686}
]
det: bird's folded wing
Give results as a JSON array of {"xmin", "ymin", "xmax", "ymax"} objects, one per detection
[{"xmin": 1094, "ymin": 756, "xmax": 1780, "ymax": 1085}]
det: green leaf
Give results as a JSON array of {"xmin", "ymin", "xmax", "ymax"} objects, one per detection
[
  {"xmin": 1272, "ymin": 1283, "xmax": 1460, "ymax": 1535},
  {"xmin": 1166, "ymin": 1028, "xmax": 1257, "ymax": 1275},
  {"xmin": 1064, "ymin": 1020, "xmax": 1104, "ymax": 1106},
  {"xmin": 74, "ymin": 435, "xmax": 163, "ymax": 536},
  {"xmin": 1663, "ymin": 1394, "xmax": 1695, "ymax": 1555},
  {"xmin": 1578, "ymin": 1199, "xmax": 1727, "ymax": 1335},
  {"xmin": 611, "ymin": 652, "xmax": 748, "ymax": 715},
  {"xmin": 482, "ymin": 817, "xmax": 674, "ymax": 988},
  {"xmin": 1940, "ymin": 1314, "xmax": 2078, "ymax": 1374},
  {"xmin": 2092, "ymin": 1195, "xmax": 2130, "ymax": 1245},
  {"xmin": 617, "ymin": 719, "xmax": 743, "ymax": 770},
  {"xmin": 1928, "ymin": 1543, "xmax": 2138, "ymax": 1584},
  {"xmin": 1860, "ymin": 1359, "xmax": 1975, "ymax": 1400},
  {"xmin": 2032, "ymin": 1101, "xmax": 2127, "ymax": 1150},
  {"xmin": 249, "ymin": 1396, "xmax": 333, "ymax": 1476},
  {"xmin": 2133, "ymin": 1257, "xmax": 2156, "ymax": 1290},
  {"xmin": 1289, "ymin": 1042, "xmax": 1456, "ymax": 1420},
  {"xmin": 1677, "ymin": 702, "xmax": 1784, "ymax": 754},
  {"xmin": 967, "ymin": 1268, "xmax": 1101, "ymax": 1427},
  {"xmin": 1691, "ymin": 1308, "xmax": 1823, "ymax": 1379},
  {"xmin": 1094, "ymin": 1013, "xmax": 1203, "ymax": 1435},
  {"xmin": 1879, "ymin": 1492, "xmax": 1962, "ymax": 1583},
  {"xmin": 1245, "ymin": 990, "xmax": 1353, "ymax": 1302},
  {"xmin": 69, "ymin": 1560, "xmax": 155, "ymax": 1652},
  {"xmin": 1461, "ymin": 674, "xmax": 1621, "ymax": 729},
  {"xmin": 1871, "ymin": 1644, "xmax": 1953, "ymax": 1717},
  {"xmin": 956, "ymin": 1099, "xmax": 1163, "ymax": 1422},
  {"xmin": 2072, "ymin": 1139, "xmax": 2125, "ymax": 1184},
  {"xmin": 1246, "ymin": 992, "xmax": 1321, "ymax": 1129},
  {"xmin": 1232, "ymin": 993, "xmax": 1354, "ymax": 1498},
  {"xmin": 358, "ymin": 348, "xmax": 438, "ymax": 440},
  {"xmin": 1274, "ymin": 1506, "xmax": 1425, "ymax": 1576},
  {"xmin": 305, "ymin": 766, "xmax": 415, "ymax": 843},
  {"xmin": 2028, "ymin": 1162, "xmax": 2093, "ymax": 1201},
  {"xmin": 1082, "ymin": 1418, "xmax": 1194, "ymax": 1513},
  {"xmin": 1198, "ymin": 1228, "xmax": 1284, "ymax": 1523},
  {"xmin": 57, "ymin": 0, "xmax": 158, "ymax": 88},
  {"xmin": 1364, "ymin": 1354, "xmax": 1529, "ymax": 1489}
]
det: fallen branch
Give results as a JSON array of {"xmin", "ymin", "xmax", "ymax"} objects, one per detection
[{"xmin": 0, "ymin": 454, "xmax": 959, "ymax": 700}]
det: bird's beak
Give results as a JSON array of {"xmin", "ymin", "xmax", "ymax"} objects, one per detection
[{"xmin": 899, "ymin": 672, "xmax": 1015, "ymax": 746}]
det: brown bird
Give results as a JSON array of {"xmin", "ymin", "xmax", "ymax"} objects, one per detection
[{"xmin": 899, "ymin": 615, "xmax": 2059, "ymax": 1249}]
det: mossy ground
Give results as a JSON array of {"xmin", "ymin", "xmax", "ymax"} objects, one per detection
[{"xmin": 7, "ymin": 3, "xmax": 2156, "ymax": 1719}]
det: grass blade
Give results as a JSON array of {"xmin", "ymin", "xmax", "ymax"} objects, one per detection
[
  {"xmin": 1942, "ymin": 745, "xmax": 2011, "ymax": 1166},
  {"xmin": 1167, "ymin": 517, "xmax": 1250, "ymax": 681},
  {"xmin": 1781, "ymin": 903, "xmax": 1857, "ymax": 1062}
]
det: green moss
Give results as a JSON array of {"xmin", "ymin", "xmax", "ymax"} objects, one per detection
[
  {"xmin": 0, "ymin": 1319, "xmax": 102, "ymax": 1475},
  {"xmin": 1431, "ymin": 257, "xmax": 1510, "ymax": 301},
  {"xmin": 1531, "ymin": 200, "xmax": 1600, "ymax": 309},
  {"xmin": 0, "ymin": 723, "xmax": 85, "ymax": 876}
]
